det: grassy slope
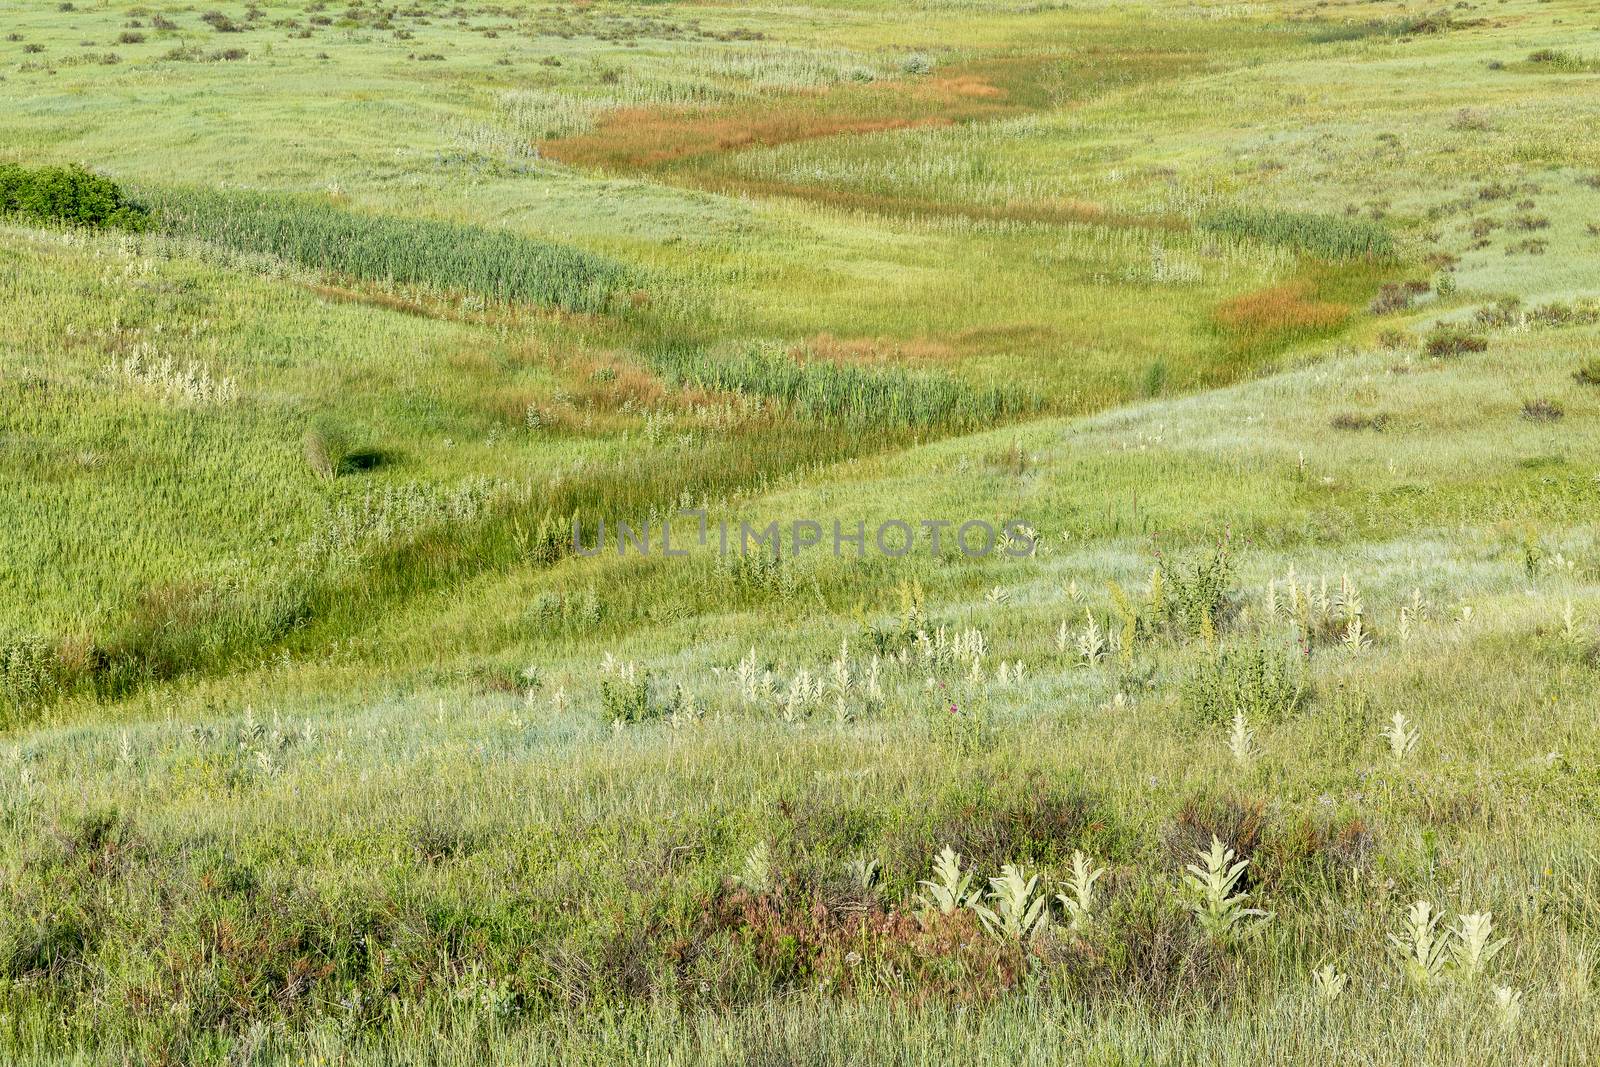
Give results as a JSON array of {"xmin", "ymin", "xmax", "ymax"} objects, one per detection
[{"xmin": 4, "ymin": 0, "xmax": 1600, "ymax": 1062}]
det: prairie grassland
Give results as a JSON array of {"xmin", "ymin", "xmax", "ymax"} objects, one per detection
[{"xmin": 4, "ymin": 0, "xmax": 1600, "ymax": 1063}]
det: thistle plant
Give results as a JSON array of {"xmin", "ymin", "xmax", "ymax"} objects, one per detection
[
  {"xmin": 1389, "ymin": 900, "xmax": 1450, "ymax": 987},
  {"xmin": 1453, "ymin": 911, "xmax": 1509, "ymax": 978},
  {"xmin": 1184, "ymin": 836, "xmax": 1269, "ymax": 942},
  {"xmin": 973, "ymin": 864, "xmax": 1050, "ymax": 943},
  {"xmin": 916, "ymin": 846, "xmax": 977, "ymax": 919},
  {"xmin": 1384, "ymin": 712, "xmax": 1421, "ymax": 762},
  {"xmin": 1055, "ymin": 849, "xmax": 1105, "ymax": 932}
]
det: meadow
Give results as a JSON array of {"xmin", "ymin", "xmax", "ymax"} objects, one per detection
[{"xmin": 3, "ymin": 0, "xmax": 1600, "ymax": 1062}]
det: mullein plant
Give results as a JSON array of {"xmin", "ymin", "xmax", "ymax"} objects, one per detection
[
  {"xmin": 1384, "ymin": 712, "xmax": 1421, "ymax": 762},
  {"xmin": 1311, "ymin": 963, "xmax": 1348, "ymax": 1002},
  {"xmin": 1056, "ymin": 850, "xmax": 1106, "ymax": 932},
  {"xmin": 1227, "ymin": 710, "xmax": 1256, "ymax": 766},
  {"xmin": 1494, "ymin": 986, "xmax": 1525, "ymax": 1032},
  {"xmin": 735, "ymin": 842, "xmax": 773, "ymax": 895},
  {"xmin": 1388, "ymin": 900, "xmax": 1510, "ymax": 989},
  {"xmin": 1184, "ymin": 836, "xmax": 1270, "ymax": 942},
  {"xmin": 915, "ymin": 846, "xmax": 978, "ymax": 924},
  {"xmin": 973, "ymin": 864, "xmax": 1051, "ymax": 944},
  {"xmin": 1389, "ymin": 900, "xmax": 1451, "ymax": 988},
  {"xmin": 1453, "ymin": 911, "xmax": 1510, "ymax": 978},
  {"xmin": 1072, "ymin": 610, "xmax": 1108, "ymax": 666}
]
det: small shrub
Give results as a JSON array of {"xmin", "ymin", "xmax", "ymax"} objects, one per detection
[
  {"xmin": 200, "ymin": 10, "xmax": 242, "ymax": 32},
  {"xmin": 1573, "ymin": 359, "xmax": 1600, "ymax": 386},
  {"xmin": 1521, "ymin": 398, "xmax": 1564, "ymax": 422},
  {"xmin": 0, "ymin": 634, "xmax": 62, "ymax": 726},
  {"xmin": 117, "ymin": 30, "xmax": 145, "ymax": 44},
  {"xmin": 1524, "ymin": 49, "xmax": 1600, "ymax": 72},
  {"xmin": 1423, "ymin": 325, "xmax": 1487, "ymax": 357},
  {"xmin": 1368, "ymin": 280, "xmax": 1429, "ymax": 315},
  {"xmin": 0, "ymin": 162, "xmax": 150, "ymax": 230},
  {"xmin": 1181, "ymin": 647, "xmax": 1309, "ymax": 727},
  {"xmin": 1367, "ymin": 284, "xmax": 1409, "ymax": 315},
  {"xmin": 1330, "ymin": 412, "xmax": 1388, "ymax": 431},
  {"xmin": 302, "ymin": 419, "xmax": 351, "ymax": 480},
  {"xmin": 1474, "ymin": 296, "xmax": 1522, "ymax": 328}
]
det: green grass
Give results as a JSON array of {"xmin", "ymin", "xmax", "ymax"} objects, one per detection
[
  {"xmin": 3, "ymin": 0, "xmax": 1600, "ymax": 1062},
  {"xmin": 1198, "ymin": 207, "xmax": 1396, "ymax": 261},
  {"xmin": 146, "ymin": 186, "xmax": 633, "ymax": 313},
  {"xmin": 647, "ymin": 340, "xmax": 1040, "ymax": 429}
]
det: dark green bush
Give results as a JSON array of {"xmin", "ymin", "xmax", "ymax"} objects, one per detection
[
  {"xmin": 0, "ymin": 162, "xmax": 150, "ymax": 230},
  {"xmin": 1181, "ymin": 647, "xmax": 1310, "ymax": 727}
]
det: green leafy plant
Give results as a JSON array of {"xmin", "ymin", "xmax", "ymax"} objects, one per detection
[
  {"xmin": 1181, "ymin": 647, "xmax": 1308, "ymax": 727},
  {"xmin": 600, "ymin": 670, "xmax": 674, "ymax": 727},
  {"xmin": 0, "ymin": 161, "xmax": 150, "ymax": 230}
]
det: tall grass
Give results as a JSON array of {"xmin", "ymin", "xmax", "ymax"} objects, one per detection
[
  {"xmin": 144, "ymin": 187, "xmax": 632, "ymax": 313},
  {"xmin": 1198, "ymin": 208, "xmax": 1395, "ymax": 261},
  {"xmin": 647, "ymin": 342, "xmax": 1040, "ymax": 429}
]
